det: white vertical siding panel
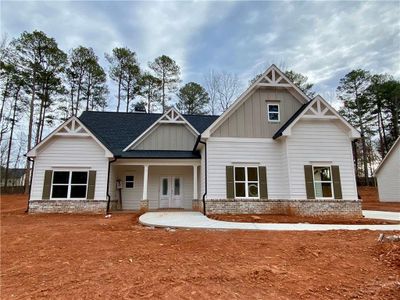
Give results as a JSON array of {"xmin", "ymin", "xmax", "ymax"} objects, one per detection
[
  {"xmin": 30, "ymin": 136, "xmax": 109, "ymax": 201},
  {"xmin": 206, "ymin": 137, "xmax": 290, "ymax": 199},
  {"xmin": 286, "ymin": 120, "xmax": 358, "ymax": 200}
]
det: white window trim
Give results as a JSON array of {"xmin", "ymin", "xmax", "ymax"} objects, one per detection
[
  {"xmin": 234, "ymin": 165, "xmax": 260, "ymax": 199},
  {"xmin": 50, "ymin": 170, "xmax": 88, "ymax": 200},
  {"xmin": 267, "ymin": 103, "xmax": 280, "ymax": 122},
  {"xmin": 312, "ymin": 165, "xmax": 334, "ymax": 200},
  {"xmin": 125, "ymin": 175, "xmax": 135, "ymax": 189}
]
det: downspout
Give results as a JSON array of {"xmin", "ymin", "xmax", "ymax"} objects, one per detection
[
  {"xmin": 199, "ymin": 140, "xmax": 207, "ymax": 215},
  {"xmin": 25, "ymin": 157, "xmax": 35, "ymax": 213},
  {"xmin": 106, "ymin": 157, "xmax": 117, "ymax": 214}
]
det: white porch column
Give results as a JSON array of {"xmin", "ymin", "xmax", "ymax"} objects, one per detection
[
  {"xmin": 140, "ymin": 164, "xmax": 149, "ymax": 211},
  {"xmin": 193, "ymin": 165, "xmax": 198, "ymax": 200},
  {"xmin": 143, "ymin": 164, "xmax": 149, "ymax": 200}
]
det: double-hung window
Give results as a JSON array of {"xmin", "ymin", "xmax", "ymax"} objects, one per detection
[
  {"xmin": 125, "ymin": 176, "xmax": 134, "ymax": 188},
  {"xmin": 267, "ymin": 103, "xmax": 280, "ymax": 122},
  {"xmin": 51, "ymin": 171, "xmax": 88, "ymax": 199},
  {"xmin": 234, "ymin": 166, "xmax": 259, "ymax": 198},
  {"xmin": 313, "ymin": 166, "xmax": 333, "ymax": 199}
]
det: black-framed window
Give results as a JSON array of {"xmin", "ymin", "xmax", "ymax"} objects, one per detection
[
  {"xmin": 234, "ymin": 166, "xmax": 259, "ymax": 198},
  {"xmin": 125, "ymin": 175, "xmax": 134, "ymax": 188},
  {"xmin": 51, "ymin": 171, "xmax": 88, "ymax": 199}
]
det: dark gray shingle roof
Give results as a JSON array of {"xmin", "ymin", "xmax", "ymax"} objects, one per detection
[{"xmin": 79, "ymin": 111, "xmax": 218, "ymax": 158}]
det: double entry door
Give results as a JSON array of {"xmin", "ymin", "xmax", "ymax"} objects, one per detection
[{"xmin": 159, "ymin": 176, "xmax": 183, "ymax": 208}]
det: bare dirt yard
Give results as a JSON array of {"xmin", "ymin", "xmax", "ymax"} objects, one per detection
[
  {"xmin": 1, "ymin": 194, "xmax": 399, "ymax": 299},
  {"xmin": 359, "ymin": 186, "xmax": 400, "ymax": 212}
]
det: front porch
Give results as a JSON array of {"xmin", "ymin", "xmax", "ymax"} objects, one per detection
[{"xmin": 109, "ymin": 159, "xmax": 201, "ymax": 212}]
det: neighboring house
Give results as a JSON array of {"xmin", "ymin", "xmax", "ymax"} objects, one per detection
[
  {"xmin": 27, "ymin": 65, "xmax": 361, "ymax": 217},
  {"xmin": 374, "ymin": 137, "xmax": 400, "ymax": 202},
  {"xmin": 0, "ymin": 168, "xmax": 26, "ymax": 187}
]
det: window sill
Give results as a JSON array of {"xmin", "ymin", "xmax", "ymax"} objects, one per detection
[{"xmin": 50, "ymin": 198, "xmax": 88, "ymax": 201}]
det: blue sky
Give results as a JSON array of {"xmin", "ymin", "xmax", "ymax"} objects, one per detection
[{"xmin": 2, "ymin": 0, "xmax": 399, "ymax": 110}]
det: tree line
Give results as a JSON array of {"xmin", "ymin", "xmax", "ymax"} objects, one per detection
[
  {"xmin": 1, "ymin": 30, "xmax": 398, "ymax": 192},
  {"xmin": 0, "ymin": 30, "xmax": 241, "ymax": 191},
  {"xmin": 337, "ymin": 70, "xmax": 399, "ymax": 185}
]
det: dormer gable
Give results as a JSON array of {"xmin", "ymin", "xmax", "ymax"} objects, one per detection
[
  {"xmin": 123, "ymin": 107, "xmax": 200, "ymax": 151},
  {"xmin": 273, "ymin": 95, "xmax": 360, "ymax": 140},
  {"xmin": 26, "ymin": 116, "xmax": 114, "ymax": 158}
]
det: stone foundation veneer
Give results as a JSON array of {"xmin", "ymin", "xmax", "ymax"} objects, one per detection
[
  {"xmin": 205, "ymin": 199, "xmax": 362, "ymax": 217},
  {"xmin": 140, "ymin": 199, "xmax": 149, "ymax": 211},
  {"xmin": 29, "ymin": 200, "xmax": 108, "ymax": 214},
  {"xmin": 192, "ymin": 199, "xmax": 203, "ymax": 211}
]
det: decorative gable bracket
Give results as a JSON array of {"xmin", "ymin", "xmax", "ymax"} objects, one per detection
[
  {"xmin": 159, "ymin": 108, "xmax": 186, "ymax": 124},
  {"xmin": 122, "ymin": 107, "xmax": 200, "ymax": 151},
  {"xmin": 280, "ymin": 95, "xmax": 360, "ymax": 140},
  {"xmin": 257, "ymin": 68, "xmax": 292, "ymax": 88},
  {"xmin": 27, "ymin": 116, "xmax": 113, "ymax": 158},
  {"xmin": 56, "ymin": 118, "xmax": 89, "ymax": 136}
]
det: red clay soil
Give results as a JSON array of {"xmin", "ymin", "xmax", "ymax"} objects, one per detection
[
  {"xmin": 1, "ymin": 194, "xmax": 400, "ymax": 299},
  {"xmin": 209, "ymin": 214, "xmax": 399, "ymax": 224},
  {"xmin": 359, "ymin": 186, "xmax": 400, "ymax": 212}
]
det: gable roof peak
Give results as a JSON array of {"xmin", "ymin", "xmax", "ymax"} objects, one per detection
[{"xmin": 201, "ymin": 63, "xmax": 311, "ymax": 138}]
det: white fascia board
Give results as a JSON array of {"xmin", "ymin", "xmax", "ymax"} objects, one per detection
[
  {"xmin": 202, "ymin": 64, "xmax": 310, "ymax": 138},
  {"xmin": 26, "ymin": 116, "xmax": 114, "ymax": 158},
  {"xmin": 281, "ymin": 95, "xmax": 361, "ymax": 140},
  {"xmin": 373, "ymin": 136, "xmax": 400, "ymax": 176}
]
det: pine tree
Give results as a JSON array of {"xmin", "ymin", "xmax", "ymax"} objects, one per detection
[
  {"xmin": 337, "ymin": 69, "xmax": 374, "ymax": 185},
  {"xmin": 176, "ymin": 82, "xmax": 209, "ymax": 115},
  {"xmin": 148, "ymin": 55, "xmax": 180, "ymax": 112}
]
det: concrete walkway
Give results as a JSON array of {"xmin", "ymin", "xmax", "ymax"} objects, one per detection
[
  {"xmin": 139, "ymin": 211, "xmax": 400, "ymax": 231},
  {"xmin": 362, "ymin": 210, "xmax": 400, "ymax": 221}
]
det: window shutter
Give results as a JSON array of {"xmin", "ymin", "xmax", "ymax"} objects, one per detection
[
  {"xmin": 226, "ymin": 166, "xmax": 234, "ymax": 199},
  {"xmin": 304, "ymin": 165, "xmax": 315, "ymax": 199},
  {"xmin": 331, "ymin": 165, "xmax": 342, "ymax": 199},
  {"xmin": 42, "ymin": 170, "xmax": 53, "ymax": 200},
  {"xmin": 258, "ymin": 166, "xmax": 268, "ymax": 199},
  {"xmin": 87, "ymin": 170, "xmax": 97, "ymax": 200}
]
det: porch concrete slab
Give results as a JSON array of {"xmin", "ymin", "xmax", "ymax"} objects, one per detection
[{"xmin": 139, "ymin": 211, "xmax": 400, "ymax": 231}]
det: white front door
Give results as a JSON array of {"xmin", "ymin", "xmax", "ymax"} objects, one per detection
[{"xmin": 159, "ymin": 176, "xmax": 183, "ymax": 208}]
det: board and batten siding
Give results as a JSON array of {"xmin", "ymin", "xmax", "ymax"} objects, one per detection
[
  {"xmin": 30, "ymin": 136, "xmax": 109, "ymax": 201},
  {"xmin": 286, "ymin": 120, "xmax": 358, "ymax": 200},
  {"xmin": 376, "ymin": 143, "xmax": 400, "ymax": 202},
  {"xmin": 211, "ymin": 88, "xmax": 302, "ymax": 138},
  {"xmin": 133, "ymin": 123, "xmax": 196, "ymax": 151},
  {"xmin": 206, "ymin": 137, "xmax": 290, "ymax": 200}
]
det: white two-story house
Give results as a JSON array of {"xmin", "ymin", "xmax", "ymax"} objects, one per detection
[{"xmin": 27, "ymin": 65, "xmax": 361, "ymax": 217}]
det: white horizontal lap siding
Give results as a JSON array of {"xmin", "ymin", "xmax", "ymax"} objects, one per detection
[
  {"xmin": 286, "ymin": 120, "xmax": 357, "ymax": 200},
  {"xmin": 114, "ymin": 166, "xmax": 144, "ymax": 210},
  {"xmin": 30, "ymin": 136, "xmax": 109, "ymax": 201},
  {"xmin": 376, "ymin": 146, "xmax": 400, "ymax": 202},
  {"xmin": 147, "ymin": 166, "xmax": 194, "ymax": 210},
  {"xmin": 206, "ymin": 137, "xmax": 289, "ymax": 199}
]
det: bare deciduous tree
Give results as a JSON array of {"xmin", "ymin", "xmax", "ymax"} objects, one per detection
[{"xmin": 204, "ymin": 70, "xmax": 240, "ymax": 114}]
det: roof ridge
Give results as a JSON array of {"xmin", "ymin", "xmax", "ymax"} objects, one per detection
[{"xmin": 80, "ymin": 110, "xmax": 220, "ymax": 117}]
